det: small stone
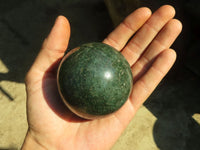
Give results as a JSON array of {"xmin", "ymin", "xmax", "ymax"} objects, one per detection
[{"xmin": 57, "ymin": 42, "xmax": 133, "ymax": 119}]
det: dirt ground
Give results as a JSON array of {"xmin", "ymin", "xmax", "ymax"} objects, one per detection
[{"xmin": 0, "ymin": 0, "xmax": 200, "ymax": 150}]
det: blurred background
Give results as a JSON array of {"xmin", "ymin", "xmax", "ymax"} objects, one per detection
[{"xmin": 0, "ymin": 0, "xmax": 199, "ymax": 149}]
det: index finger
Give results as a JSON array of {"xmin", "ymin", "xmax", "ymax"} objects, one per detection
[{"xmin": 103, "ymin": 7, "xmax": 152, "ymax": 50}]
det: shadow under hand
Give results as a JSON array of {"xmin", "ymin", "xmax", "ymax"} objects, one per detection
[
  {"xmin": 42, "ymin": 59, "xmax": 88, "ymax": 123},
  {"xmin": 145, "ymin": 68, "xmax": 200, "ymax": 150}
]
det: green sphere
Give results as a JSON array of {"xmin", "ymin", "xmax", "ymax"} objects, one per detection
[{"xmin": 57, "ymin": 42, "xmax": 133, "ymax": 119}]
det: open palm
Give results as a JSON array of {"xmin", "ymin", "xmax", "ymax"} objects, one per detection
[{"xmin": 22, "ymin": 5, "xmax": 182, "ymax": 150}]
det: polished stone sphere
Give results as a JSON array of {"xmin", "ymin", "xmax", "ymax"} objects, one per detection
[{"xmin": 57, "ymin": 42, "xmax": 133, "ymax": 119}]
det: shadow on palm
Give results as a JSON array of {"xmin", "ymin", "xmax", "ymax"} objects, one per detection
[{"xmin": 42, "ymin": 58, "xmax": 88, "ymax": 123}]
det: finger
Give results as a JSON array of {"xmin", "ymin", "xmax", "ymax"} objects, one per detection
[
  {"xmin": 130, "ymin": 49, "xmax": 176, "ymax": 110},
  {"xmin": 122, "ymin": 5, "xmax": 175, "ymax": 65},
  {"xmin": 132, "ymin": 19, "xmax": 182, "ymax": 80},
  {"xmin": 112, "ymin": 49, "xmax": 176, "ymax": 128},
  {"xmin": 103, "ymin": 7, "xmax": 152, "ymax": 50},
  {"xmin": 31, "ymin": 16, "xmax": 71, "ymax": 74}
]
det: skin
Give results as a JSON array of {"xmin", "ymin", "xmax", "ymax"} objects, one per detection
[{"xmin": 22, "ymin": 5, "xmax": 182, "ymax": 150}]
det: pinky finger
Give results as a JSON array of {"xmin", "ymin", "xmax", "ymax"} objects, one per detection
[{"xmin": 130, "ymin": 49, "xmax": 177, "ymax": 110}]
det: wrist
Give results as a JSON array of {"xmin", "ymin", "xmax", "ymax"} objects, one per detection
[{"xmin": 21, "ymin": 130, "xmax": 48, "ymax": 150}]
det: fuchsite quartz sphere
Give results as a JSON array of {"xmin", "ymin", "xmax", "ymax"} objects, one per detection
[{"xmin": 57, "ymin": 42, "xmax": 133, "ymax": 119}]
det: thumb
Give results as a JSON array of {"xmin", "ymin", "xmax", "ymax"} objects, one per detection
[{"xmin": 31, "ymin": 16, "xmax": 71, "ymax": 74}]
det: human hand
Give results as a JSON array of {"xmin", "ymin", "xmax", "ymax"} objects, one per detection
[{"xmin": 22, "ymin": 5, "xmax": 182, "ymax": 150}]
